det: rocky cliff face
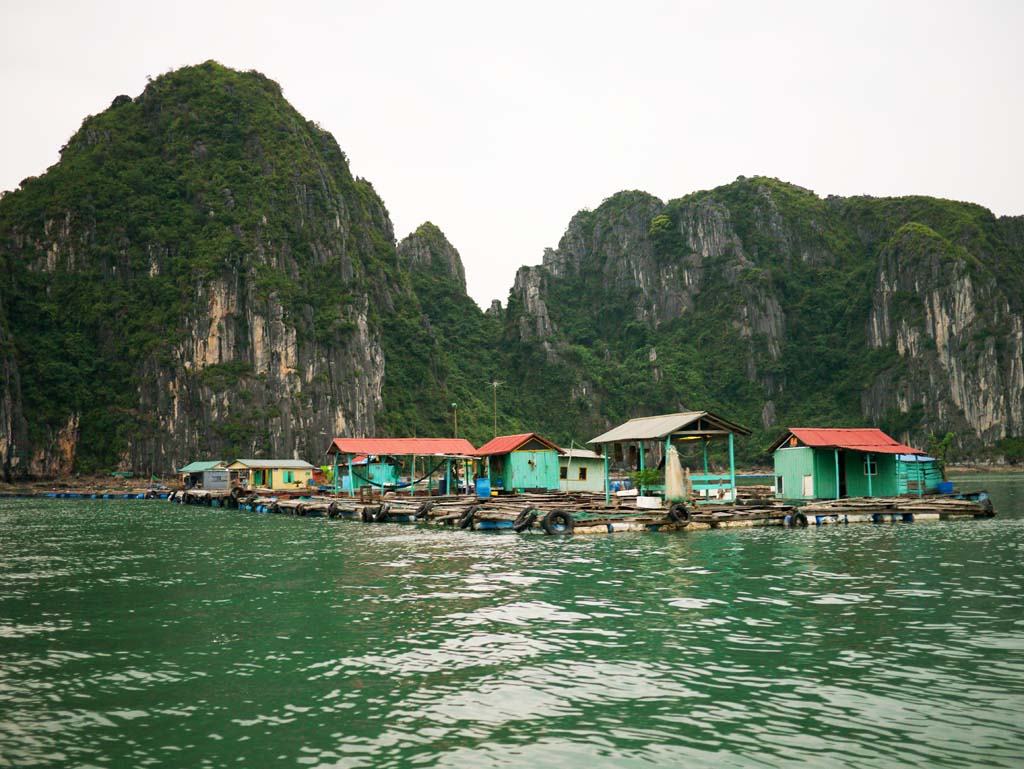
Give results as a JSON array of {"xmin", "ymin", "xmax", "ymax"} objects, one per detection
[
  {"xmin": 503, "ymin": 178, "xmax": 1024, "ymax": 455},
  {"xmin": 0, "ymin": 62, "xmax": 400, "ymax": 477}
]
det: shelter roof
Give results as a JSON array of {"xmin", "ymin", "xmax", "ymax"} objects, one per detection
[
  {"xmin": 474, "ymin": 433, "xmax": 562, "ymax": 456},
  {"xmin": 177, "ymin": 460, "xmax": 225, "ymax": 473},
  {"xmin": 327, "ymin": 437, "xmax": 476, "ymax": 457},
  {"xmin": 589, "ymin": 411, "xmax": 752, "ymax": 444},
  {"xmin": 770, "ymin": 428, "xmax": 925, "ymax": 455},
  {"xmin": 228, "ymin": 459, "xmax": 317, "ymax": 470}
]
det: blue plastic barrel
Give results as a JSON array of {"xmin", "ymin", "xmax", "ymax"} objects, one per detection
[
  {"xmin": 475, "ymin": 478, "xmax": 491, "ymax": 498},
  {"xmin": 937, "ymin": 481, "xmax": 954, "ymax": 494}
]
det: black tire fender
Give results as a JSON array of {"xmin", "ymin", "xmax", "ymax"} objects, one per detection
[
  {"xmin": 667, "ymin": 503, "xmax": 691, "ymax": 526},
  {"xmin": 458, "ymin": 505, "xmax": 478, "ymax": 530},
  {"xmin": 541, "ymin": 510, "xmax": 574, "ymax": 535},
  {"xmin": 328, "ymin": 501, "xmax": 339, "ymax": 518},
  {"xmin": 373, "ymin": 504, "xmax": 391, "ymax": 523},
  {"xmin": 414, "ymin": 501, "xmax": 434, "ymax": 520},
  {"xmin": 791, "ymin": 511, "xmax": 808, "ymax": 527},
  {"xmin": 513, "ymin": 508, "xmax": 537, "ymax": 533}
]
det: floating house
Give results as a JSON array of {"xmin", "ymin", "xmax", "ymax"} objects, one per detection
[
  {"xmin": 589, "ymin": 411, "xmax": 752, "ymax": 504},
  {"xmin": 769, "ymin": 428, "xmax": 941, "ymax": 500},
  {"xmin": 559, "ymin": 448, "xmax": 607, "ymax": 493},
  {"xmin": 326, "ymin": 438, "xmax": 477, "ymax": 496},
  {"xmin": 177, "ymin": 460, "xmax": 228, "ymax": 490},
  {"xmin": 227, "ymin": 459, "xmax": 317, "ymax": 490},
  {"xmin": 475, "ymin": 433, "xmax": 563, "ymax": 493}
]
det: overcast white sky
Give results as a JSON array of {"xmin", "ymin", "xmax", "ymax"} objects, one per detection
[{"xmin": 2, "ymin": 0, "xmax": 1021, "ymax": 307}]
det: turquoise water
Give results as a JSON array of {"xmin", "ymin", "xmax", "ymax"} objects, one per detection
[{"xmin": 2, "ymin": 477, "xmax": 1023, "ymax": 768}]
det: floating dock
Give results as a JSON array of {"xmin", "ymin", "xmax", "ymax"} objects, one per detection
[{"xmin": 166, "ymin": 487, "xmax": 995, "ymax": 535}]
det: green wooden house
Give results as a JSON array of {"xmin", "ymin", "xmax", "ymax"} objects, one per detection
[
  {"xmin": 770, "ymin": 428, "xmax": 940, "ymax": 500},
  {"xmin": 476, "ymin": 433, "xmax": 562, "ymax": 493}
]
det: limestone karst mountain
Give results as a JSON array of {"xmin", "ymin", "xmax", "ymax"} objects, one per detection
[{"xmin": 1, "ymin": 62, "xmax": 1021, "ymax": 478}]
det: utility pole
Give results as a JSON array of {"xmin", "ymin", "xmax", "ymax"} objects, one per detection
[
  {"xmin": 490, "ymin": 380, "xmax": 503, "ymax": 437},
  {"xmin": 451, "ymin": 402, "xmax": 458, "ymax": 438}
]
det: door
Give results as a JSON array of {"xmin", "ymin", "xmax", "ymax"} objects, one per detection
[{"xmin": 838, "ymin": 451, "xmax": 848, "ymax": 498}]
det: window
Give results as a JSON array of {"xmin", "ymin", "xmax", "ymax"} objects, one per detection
[
  {"xmin": 863, "ymin": 456, "xmax": 877, "ymax": 476},
  {"xmin": 560, "ymin": 467, "xmax": 568, "ymax": 480},
  {"xmin": 283, "ymin": 470, "xmax": 294, "ymax": 483},
  {"xmin": 776, "ymin": 476, "xmax": 784, "ymax": 495},
  {"xmin": 578, "ymin": 467, "xmax": 588, "ymax": 481},
  {"xmin": 802, "ymin": 475, "xmax": 814, "ymax": 496}
]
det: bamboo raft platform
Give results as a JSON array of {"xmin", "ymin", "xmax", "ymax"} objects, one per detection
[{"xmin": 166, "ymin": 487, "xmax": 996, "ymax": 534}]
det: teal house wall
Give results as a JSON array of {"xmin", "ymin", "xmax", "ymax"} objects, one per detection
[
  {"xmin": 501, "ymin": 451, "xmax": 560, "ymax": 491},
  {"xmin": 774, "ymin": 446, "xmax": 816, "ymax": 499}
]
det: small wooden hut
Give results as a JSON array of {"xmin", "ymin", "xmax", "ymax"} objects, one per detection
[
  {"xmin": 177, "ymin": 460, "xmax": 227, "ymax": 490},
  {"xmin": 475, "ymin": 433, "xmax": 563, "ymax": 493},
  {"xmin": 770, "ymin": 428, "xmax": 940, "ymax": 500}
]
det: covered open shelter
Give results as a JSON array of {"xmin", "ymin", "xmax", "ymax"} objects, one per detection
[
  {"xmin": 326, "ymin": 438, "xmax": 477, "ymax": 497},
  {"xmin": 589, "ymin": 411, "xmax": 752, "ymax": 504},
  {"xmin": 770, "ymin": 428, "xmax": 934, "ymax": 500}
]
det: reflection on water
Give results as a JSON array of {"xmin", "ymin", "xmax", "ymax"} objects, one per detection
[{"xmin": 1, "ymin": 476, "xmax": 1023, "ymax": 768}]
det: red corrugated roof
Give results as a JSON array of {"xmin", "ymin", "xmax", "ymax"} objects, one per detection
[
  {"xmin": 785, "ymin": 428, "xmax": 924, "ymax": 455},
  {"xmin": 475, "ymin": 433, "xmax": 562, "ymax": 456},
  {"xmin": 327, "ymin": 437, "xmax": 477, "ymax": 456}
]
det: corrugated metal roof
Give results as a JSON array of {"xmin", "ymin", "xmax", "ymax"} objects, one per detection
[
  {"xmin": 327, "ymin": 437, "xmax": 477, "ymax": 457},
  {"xmin": 177, "ymin": 460, "xmax": 225, "ymax": 473},
  {"xmin": 228, "ymin": 459, "xmax": 317, "ymax": 470},
  {"xmin": 561, "ymin": 448, "xmax": 603, "ymax": 460},
  {"xmin": 589, "ymin": 411, "xmax": 752, "ymax": 443},
  {"xmin": 475, "ymin": 433, "xmax": 562, "ymax": 456},
  {"xmin": 777, "ymin": 428, "xmax": 925, "ymax": 455}
]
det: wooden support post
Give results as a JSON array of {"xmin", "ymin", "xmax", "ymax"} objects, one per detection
[
  {"xmin": 347, "ymin": 454, "xmax": 354, "ymax": 498},
  {"xmin": 410, "ymin": 455, "xmax": 416, "ymax": 496},
  {"xmin": 604, "ymin": 449, "xmax": 610, "ymax": 505},
  {"xmin": 728, "ymin": 432, "xmax": 736, "ymax": 502},
  {"xmin": 866, "ymin": 452, "xmax": 873, "ymax": 497},
  {"xmin": 638, "ymin": 440, "xmax": 646, "ymax": 495},
  {"xmin": 834, "ymin": 449, "xmax": 840, "ymax": 500}
]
